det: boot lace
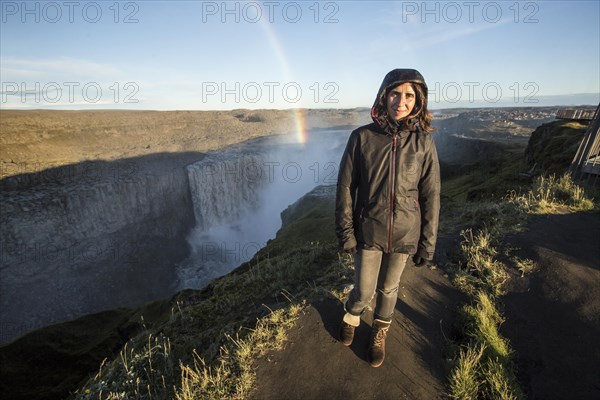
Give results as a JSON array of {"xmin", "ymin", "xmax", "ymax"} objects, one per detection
[{"xmin": 372, "ymin": 326, "xmax": 389, "ymax": 348}]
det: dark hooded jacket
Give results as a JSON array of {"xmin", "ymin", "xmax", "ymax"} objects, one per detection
[{"xmin": 335, "ymin": 69, "xmax": 441, "ymax": 259}]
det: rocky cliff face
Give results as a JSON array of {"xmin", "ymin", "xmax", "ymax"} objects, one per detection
[
  {"xmin": 431, "ymin": 107, "xmax": 556, "ymax": 164},
  {"xmin": 0, "ymin": 128, "xmax": 349, "ymax": 344},
  {"xmin": 0, "ymin": 182, "xmax": 342, "ymax": 400},
  {"xmin": 0, "ymin": 155, "xmax": 196, "ymax": 344},
  {"xmin": 1, "ymin": 107, "xmax": 561, "ymax": 344},
  {"xmin": 432, "ymin": 131, "xmax": 507, "ymax": 164}
]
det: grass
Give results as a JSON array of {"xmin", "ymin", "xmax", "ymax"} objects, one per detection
[
  {"xmin": 455, "ymin": 229, "xmax": 510, "ymax": 297},
  {"xmin": 449, "ymin": 345, "xmax": 485, "ymax": 400},
  {"xmin": 444, "ymin": 146, "xmax": 598, "ymax": 399},
  {"xmin": 440, "ymin": 150, "xmax": 529, "ymax": 204},
  {"xmin": 80, "ymin": 333, "xmax": 175, "ymax": 399},
  {"xmin": 509, "ymin": 173, "xmax": 598, "ymax": 214},
  {"xmin": 170, "ymin": 162, "xmax": 594, "ymax": 400},
  {"xmin": 441, "ymin": 153, "xmax": 526, "ymax": 399},
  {"xmin": 450, "ymin": 322, "xmax": 522, "ymax": 400},
  {"xmin": 71, "ymin": 166, "xmax": 595, "ymax": 399},
  {"xmin": 524, "ymin": 120, "xmax": 589, "ymax": 175},
  {"xmin": 436, "ymin": 166, "xmax": 526, "ymax": 399},
  {"xmin": 12, "ymin": 117, "xmax": 599, "ymax": 399},
  {"xmin": 511, "ymin": 257, "xmax": 535, "ymax": 277},
  {"xmin": 70, "ymin": 192, "xmax": 355, "ymax": 400},
  {"xmin": 447, "ymin": 222, "xmax": 525, "ymax": 399},
  {"xmin": 175, "ymin": 304, "xmax": 303, "ymax": 400}
]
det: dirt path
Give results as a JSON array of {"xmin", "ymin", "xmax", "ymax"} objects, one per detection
[
  {"xmin": 503, "ymin": 211, "xmax": 600, "ymax": 399},
  {"xmin": 251, "ymin": 264, "xmax": 462, "ymax": 400},
  {"xmin": 250, "ymin": 211, "xmax": 600, "ymax": 399}
]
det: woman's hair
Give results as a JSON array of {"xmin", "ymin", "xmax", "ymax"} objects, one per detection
[{"xmin": 405, "ymin": 82, "xmax": 435, "ymax": 133}]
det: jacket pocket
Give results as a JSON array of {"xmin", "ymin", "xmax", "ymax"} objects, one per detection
[
  {"xmin": 356, "ymin": 202, "xmax": 387, "ymax": 246},
  {"xmin": 403, "ymin": 160, "xmax": 420, "ymax": 186},
  {"xmin": 392, "ymin": 197, "xmax": 420, "ymax": 243}
]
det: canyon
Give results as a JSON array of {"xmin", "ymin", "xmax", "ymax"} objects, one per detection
[{"xmin": 0, "ymin": 106, "xmax": 561, "ymax": 343}]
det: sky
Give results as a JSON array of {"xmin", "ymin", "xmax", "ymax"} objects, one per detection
[{"xmin": 1, "ymin": 0, "xmax": 599, "ymax": 110}]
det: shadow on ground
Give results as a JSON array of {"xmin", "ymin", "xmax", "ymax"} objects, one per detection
[
  {"xmin": 503, "ymin": 211, "xmax": 600, "ymax": 399},
  {"xmin": 251, "ymin": 264, "xmax": 463, "ymax": 400}
]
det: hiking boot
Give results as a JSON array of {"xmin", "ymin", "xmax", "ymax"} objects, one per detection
[
  {"xmin": 339, "ymin": 322, "xmax": 355, "ymax": 346},
  {"xmin": 339, "ymin": 312, "xmax": 360, "ymax": 346},
  {"xmin": 368, "ymin": 318, "xmax": 391, "ymax": 367}
]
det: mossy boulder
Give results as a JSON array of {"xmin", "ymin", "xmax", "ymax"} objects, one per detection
[{"xmin": 524, "ymin": 120, "xmax": 589, "ymax": 175}]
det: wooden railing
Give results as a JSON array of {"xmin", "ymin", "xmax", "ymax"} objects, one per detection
[
  {"xmin": 556, "ymin": 109, "xmax": 596, "ymax": 120},
  {"xmin": 570, "ymin": 104, "xmax": 600, "ymax": 185}
]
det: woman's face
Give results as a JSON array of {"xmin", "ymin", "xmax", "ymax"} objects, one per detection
[{"xmin": 386, "ymin": 82, "xmax": 416, "ymax": 121}]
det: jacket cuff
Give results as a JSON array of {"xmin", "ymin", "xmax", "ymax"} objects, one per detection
[
  {"xmin": 340, "ymin": 236, "xmax": 358, "ymax": 251},
  {"xmin": 416, "ymin": 247, "xmax": 434, "ymax": 261}
]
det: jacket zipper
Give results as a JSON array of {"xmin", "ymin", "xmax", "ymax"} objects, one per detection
[{"xmin": 388, "ymin": 133, "xmax": 398, "ymax": 252}]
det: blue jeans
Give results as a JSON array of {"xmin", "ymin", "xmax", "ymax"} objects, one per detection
[{"xmin": 345, "ymin": 248, "xmax": 409, "ymax": 321}]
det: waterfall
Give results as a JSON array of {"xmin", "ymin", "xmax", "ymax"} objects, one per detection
[
  {"xmin": 180, "ymin": 149, "xmax": 269, "ymax": 289},
  {"xmin": 187, "ymin": 151, "xmax": 268, "ymax": 231},
  {"xmin": 0, "ymin": 128, "xmax": 350, "ymax": 343},
  {"xmin": 177, "ymin": 130, "xmax": 349, "ymax": 290}
]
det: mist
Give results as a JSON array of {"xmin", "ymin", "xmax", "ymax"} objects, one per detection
[{"xmin": 177, "ymin": 128, "xmax": 351, "ymax": 289}]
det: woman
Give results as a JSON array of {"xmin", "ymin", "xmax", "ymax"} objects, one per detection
[{"xmin": 335, "ymin": 68, "xmax": 440, "ymax": 368}]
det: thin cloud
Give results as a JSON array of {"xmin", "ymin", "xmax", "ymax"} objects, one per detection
[
  {"xmin": 1, "ymin": 56, "xmax": 122, "ymax": 81},
  {"xmin": 362, "ymin": 0, "xmax": 516, "ymax": 52},
  {"xmin": 403, "ymin": 19, "xmax": 513, "ymax": 50}
]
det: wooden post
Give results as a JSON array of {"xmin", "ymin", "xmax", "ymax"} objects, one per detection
[{"xmin": 570, "ymin": 103, "xmax": 600, "ymax": 186}]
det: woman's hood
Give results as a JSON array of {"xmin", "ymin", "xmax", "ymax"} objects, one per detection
[{"xmin": 371, "ymin": 68, "xmax": 428, "ymax": 131}]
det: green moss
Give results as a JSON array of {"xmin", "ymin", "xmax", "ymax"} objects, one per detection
[
  {"xmin": 442, "ymin": 150, "xmax": 529, "ymax": 204},
  {"xmin": 525, "ymin": 120, "xmax": 588, "ymax": 175}
]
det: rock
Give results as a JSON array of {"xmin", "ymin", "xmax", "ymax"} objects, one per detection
[{"xmin": 524, "ymin": 120, "xmax": 588, "ymax": 174}]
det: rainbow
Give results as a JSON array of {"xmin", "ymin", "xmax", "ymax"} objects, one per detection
[
  {"xmin": 293, "ymin": 108, "xmax": 307, "ymax": 144},
  {"xmin": 259, "ymin": 20, "xmax": 307, "ymax": 144}
]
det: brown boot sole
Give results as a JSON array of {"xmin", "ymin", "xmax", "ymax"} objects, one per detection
[{"xmin": 369, "ymin": 357, "xmax": 384, "ymax": 368}]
